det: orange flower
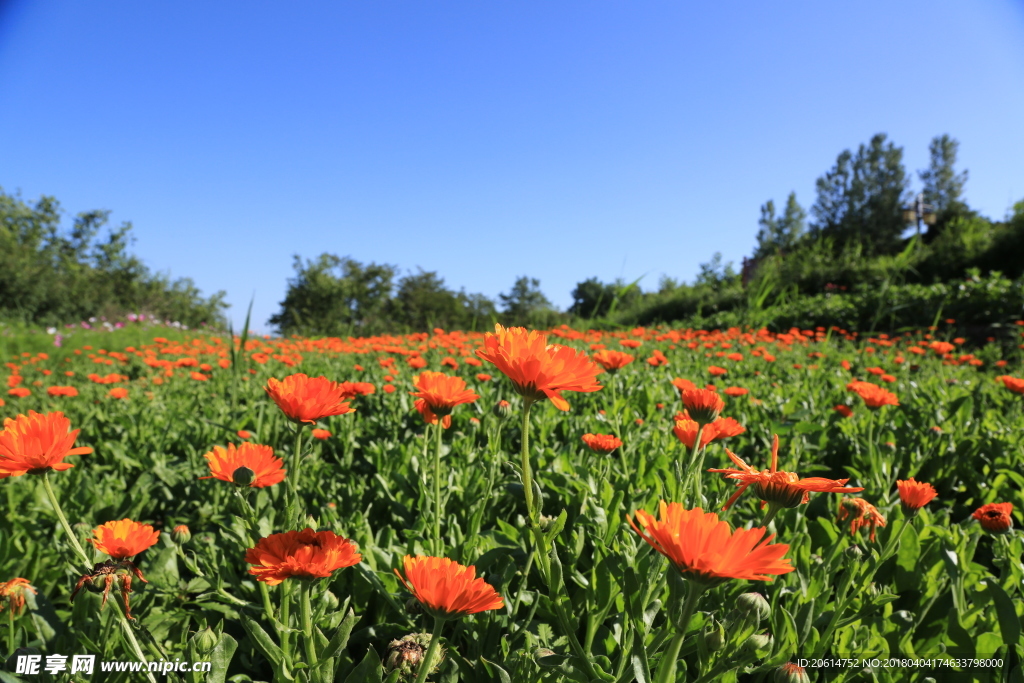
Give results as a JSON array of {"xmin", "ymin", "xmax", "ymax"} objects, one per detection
[
  {"xmin": 108, "ymin": 388, "xmax": 129, "ymax": 399},
  {"xmin": 475, "ymin": 324, "xmax": 602, "ymax": 411},
  {"xmin": 245, "ymin": 529, "xmax": 361, "ymax": 585},
  {"xmin": 724, "ymin": 387, "xmax": 749, "ymax": 397},
  {"xmin": 7, "ymin": 387, "xmax": 30, "ymax": 398},
  {"xmin": 628, "ymin": 503, "xmax": 794, "ymax": 587},
  {"xmin": 237, "ymin": 430, "xmax": 252, "ymax": 440},
  {"xmin": 0, "ymin": 411, "xmax": 93, "ymax": 478},
  {"xmin": 410, "ymin": 372, "xmax": 479, "ymax": 419},
  {"xmin": 972, "ymin": 503, "xmax": 1014, "ymax": 534},
  {"xmin": 89, "ymin": 519, "xmax": 160, "ymax": 559},
  {"xmin": 47, "ymin": 386, "xmax": 78, "ymax": 397},
  {"xmin": 581, "ymin": 433, "xmax": 622, "ymax": 454},
  {"xmin": 646, "ymin": 350, "xmax": 669, "ymax": 367},
  {"xmin": 896, "ymin": 477, "xmax": 937, "ymax": 515},
  {"xmin": 709, "ymin": 434, "xmax": 863, "ymax": 510},
  {"xmin": 997, "ymin": 376, "xmax": 1024, "ymax": 395},
  {"xmin": 708, "ymin": 366, "xmax": 728, "ymax": 377},
  {"xmin": 838, "ymin": 498, "xmax": 887, "ymax": 542},
  {"xmin": 476, "ymin": 373, "xmax": 492, "ymax": 382},
  {"xmin": 190, "ymin": 372, "xmax": 209, "ymax": 382},
  {"xmin": 0, "ymin": 578, "xmax": 35, "ymax": 615},
  {"xmin": 265, "ymin": 373, "xmax": 355, "ymax": 425},
  {"xmin": 833, "ymin": 405, "xmax": 853, "ymax": 418},
  {"xmin": 672, "ymin": 416, "xmax": 745, "ymax": 450},
  {"xmin": 201, "ymin": 443, "xmax": 286, "ymax": 488},
  {"xmin": 337, "ymin": 381, "xmax": 376, "ymax": 398},
  {"xmin": 311, "ymin": 428, "xmax": 331, "ymax": 440},
  {"xmin": 592, "ymin": 349, "xmax": 634, "ymax": 372},
  {"xmin": 681, "ymin": 388, "xmax": 725, "ymax": 426},
  {"xmin": 394, "ymin": 555, "xmax": 504, "ymax": 620},
  {"xmin": 671, "ymin": 377, "xmax": 697, "ymax": 393},
  {"xmin": 846, "ymin": 381, "xmax": 899, "ymax": 408}
]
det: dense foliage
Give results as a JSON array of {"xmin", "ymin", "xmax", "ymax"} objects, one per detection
[
  {"xmin": 2, "ymin": 322, "xmax": 1023, "ymax": 682},
  {"xmin": 0, "ymin": 188, "xmax": 227, "ymax": 329}
]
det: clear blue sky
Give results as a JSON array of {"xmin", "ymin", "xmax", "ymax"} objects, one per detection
[{"xmin": 2, "ymin": 1, "xmax": 1023, "ymax": 332}]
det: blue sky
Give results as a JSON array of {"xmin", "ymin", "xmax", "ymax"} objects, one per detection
[{"xmin": 2, "ymin": 1, "xmax": 1023, "ymax": 332}]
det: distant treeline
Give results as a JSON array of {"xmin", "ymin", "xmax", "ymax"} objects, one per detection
[
  {"xmin": 0, "ymin": 188, "xmax": 227, "ymax": 328},
  {"xmin": 271, "ymin": 133, "xmax": 1024, "ymax": 336}
]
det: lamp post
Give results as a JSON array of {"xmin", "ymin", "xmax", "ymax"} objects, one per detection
[{"xmin": 902, "ymin": 193, "xmax": 937, "ymax": 237}]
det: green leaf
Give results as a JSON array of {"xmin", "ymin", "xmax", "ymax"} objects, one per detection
[
  {"xmin": 985, "ymin": 580, "xmax": 1021, "ymax": 651},
  {"xmin": 240, "ymin": 614, "xmax": 284, "ymax": 668},
  {"xmin": 343, "ymin": 648, "xmax": 382, "ymax": 683},
  {"xmin": 480, "ymin": 657, "xmax": 512, "ymax": 683},
  {"xmin": 320, "ymin": 608, "xmax": 360, "ymax": 661}
]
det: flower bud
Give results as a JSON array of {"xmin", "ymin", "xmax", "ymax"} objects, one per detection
[
  {"xmin": 538, "ymin": 515, "xmax": 555, "ymax": 532},
  {"xmin": 385, "ymin": 634, "xmax": 441, "ymax": 678},
  {"xmin": 193, "ymin": 627, "xmax": 219, "ymax": 657},
  {"xmin": 702, "ymin": 620, "xmax": 726, "ymax": 652},
  {"xmin": 844, "ymin": 545, "xmax": 863, "ymax": 563},
  {"xmin": 492, "ymin": 400, "xmax": 513, "ymax": 420},
  {"xmin": 171, "ymin": 525, "xmax": 192, "ymax": 545},
  {"xmin": 741, "ymin": 632, "xmax": 773, "ymax": 657},
  {"xmin": 468, "ymin": 417, "xmax": 481, "ymax": 429},
  {"xmin": 729, "ymin": 592, "xmax": 770, "ymax": 629},
  {"xmin": 231, "ymin": 466, "xmax": 255, "ymax": 486},
  {"xmin": 774, "ymin": 662, "xmax": 810, "ymax": 683}
]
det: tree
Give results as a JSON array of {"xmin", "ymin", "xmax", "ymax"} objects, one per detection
[
  {"xmin": 389, "ymin": 269, "xmax": 496, "ymax": 331},
  {"xmin": 695, "ymin": 252, "xmax": 737, "ymax": 287},
  {"xmin": 754, "ymin": 192, "xmax": 806, "ymax": 258},
  {"xmin": 268, "ymin": 254, "xmax": 395, "ymax": 335},
  {"xmin": 569, "ymin": 277, "xmax": 616, "ymax": 318},
  {"xmin": 810, "ymin": 133, "xmax": 909, "ymax": 254},
  {"xmin": 919, "ymin": 134, "xmax": 971, "ymax": 236},
  {"xmin": 499, "ymin": 276, "xmax": 551, "ymax": 324}
]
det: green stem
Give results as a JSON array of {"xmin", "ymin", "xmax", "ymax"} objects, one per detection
[
  {"xmin": 654, "ymin": 581, "xmax": 703, "ymax": 683},
  {"xmin": 520, "ymin": 400, "xmax": 536, "ymax": 525},
  {"xmin": 300, "ymin": 581, "xmax": 320, "ymax": 683},
  {"xmin": 433, "ymin": 421, "xmax": 444, "ymax": 557},
  {"xmin": 760, "ymin": 503, "xmax": 782, "ymax": 528},
  {"xmin": 234, "ymin": 490, "xmax": 280, "ymax": 630},
  {"xmin": 280, "ymin": 581, "xmax": 293, "ymax": 663},
  {"xmin": 685, "ymin": 425, "xmax": 705, "ymax": 506},
  {"xmin": 6, "ymin": 608, "xmax": 14, "ymax": 659},
  {"xmin": 413, "ymin": 616, "xmax": 446, "ymax": 683},
  {"xmin": 42, "ymin": 473, "xmax": 158, "ymax": 683},
  {"xmin": 293, "ymin": 425, "xmax": 305, "ymax": 492}
]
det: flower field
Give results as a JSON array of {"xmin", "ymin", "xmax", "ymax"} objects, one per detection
[{"xmin": 2, "ymin": 322, "xmax": 1023, "ymax": 683}]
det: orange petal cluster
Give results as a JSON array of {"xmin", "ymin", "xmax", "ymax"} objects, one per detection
[
  {"xmin": 681, "ymin": 388, "xmax": 725, "ymax": 425},
  {"xmin": 896, "ymin": 477, "xmax": 938, "ymax": 513},
  {"xmin": 996, "ymin": 376, "xmax": 1024, "ymax": 395},
  {"xmin": 394, "ymin": 555, "xmax": 504, "ymax": 619},
  {"xmin": 709, "ymin": 435, "xmax": 863, "ymax": 510},
  {"xmin": 628, "ymin": 503, "xmax": 794, "ymax": 587},
  {"xmin": 0, "ymin": 411, "xmax": 93, "ymax": 478},
  {"xmin": 581, "ymin": 433, "xmax": 622, "ymax": 454},
  {"xmin": 202, "ymin": 442, "xmax": 286, "ymax": 488},
  {"xmin": 591, "ymin": 349, "xmax": 634, "ymax": 372},
  {"xmin": 89, "ymin": 519, "xmax": 161, "ymax": 559},
  {"xmin": 265, "ymin": 374, "xmax": 355, "ymax": 425},
  {"xmin": 846, "ymin": 381, "xmax": 899, "ymax": 409},
  {"xmin": 245, "ymin": 529, "xmax": 362, "ymax": 585},
  {"xmin": 475, "ymin": 324, "xmax": 602, "ymax": 411},
  {"xmin": 672, "ymin": 415, "xmax": 746, "ymax": 450},
  {"xmin": 972, "ymin": 502, "xmax": 1014, "ymax": 534},
  {"xmin": 838, "ymin": 498, "xmax": 887, "ymax": 542},
  {"xmin": 409, "ymin": 372, "xmax": 479, "ymax": 418},
  {"xmin": 0, "ymin": 578, "xmax": 35, "ymax": 615}
]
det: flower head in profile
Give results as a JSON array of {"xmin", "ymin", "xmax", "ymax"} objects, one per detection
[
  {"xmin": 394, "ymin": 555, "xmax": 504, "ymax": 620},
  {"xmin": 89, "ymin": 519, "xmax": 160, "ymax": 559},
  {"xmin": 846, "ymin": 381, "xmax": 899, "ymax": 409},
  {"xmin": 709, "ymin": 435, "xmax": 863, "ymax": 510},
  {"xmin": 681, "ymin": 389, "xmax": 725, "ymax": 426},
  {"xmin": 838, "ymin": 498, "xmax": 887, "ymax": 542},
  {"xmin": 409, "ymin": 372, "xmax": 479, "ymax": 424},
  {"xmin": 245, "ymin": 529, "xmax": 361, "ymax": 585},
  {"xmin": 996, "ymin": 376, "xmax": 1024, "ymax": 395},
  {"xmin": 0, "ymin": 411, "xmax": 93, "ymax": 479},
  {"xmin": 628, "ymin": 503, "xmax": 794, "ymax": 588},
  {"xmin": 311, "ymin": 428, "xmax": 331, "ymax": 440},
  {"xmin": 338, "ymin": 381, "xmax": 376, "ymax": 399},
  {"xmin": 972, "ymin": 503, "xmax": 1014, "ymax": 534},
  {"xmin": 0, "ymin": 578, "xmax": 35, "ymax": 615},
  {"xmin": 672, "ymin": 415, "xmax": 745, "ymax": 450},
  {"xmin": 581, "ymin": 433, "xmax": 622, "ymax": 455},
  {"xmin": 265, "ymin": 374, "xmax": 355, "ymax": 425},
  {"xmin": 476, "ymin": 325, "xmax": 602, "ymax": 411},
  {"xmin": 833, "ymin": 405, "xmax": 853, "ymax": 418},
  {"xmin": 47, "ymin": 386, "xmax": 79, "ymax": 397},
  {"xmin": 592, "ymin": 349, "xmax": 634, "ymax": 373},
  {"xmin": 201, "ymin": 442, "xmax": 286, "ymax": 488},
  {"xmin": 895, "ymin": 477, "xmax": 937, "ymax": 516}
]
